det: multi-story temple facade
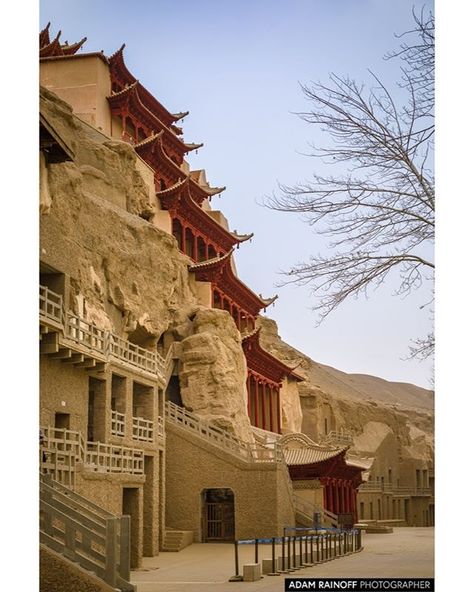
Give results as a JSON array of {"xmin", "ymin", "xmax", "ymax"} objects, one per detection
[{"xmin": 39, "ymin": 24, "xmax": 433, "ymax": 592}]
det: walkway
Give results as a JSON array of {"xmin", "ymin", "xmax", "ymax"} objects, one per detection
[{"xmin": 131, "ymin": 527, "xmax": 434, "ymax": 592}]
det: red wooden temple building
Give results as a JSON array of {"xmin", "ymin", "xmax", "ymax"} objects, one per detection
[
  {"xmin": 40, "ymin": 28, "xmax": 306, "ymax": 435},
  {"xmin": 280, "ymin": 433, "xmax": 370, "ymax": 526}
]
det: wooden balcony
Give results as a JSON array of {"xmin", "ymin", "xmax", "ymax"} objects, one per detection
[
  {"xmin": 132, "ymin": 416, "xmax": 154, "ymax": 442},
  {"xmin": 39, "ymin": 285, "xmax": 167, "ymax": 381},
  {"xmin": 111, "ymin": 410, "xmax": 126, "ymax": 437},
  {"xmin": 41, "ymin": 426, "xmax": 145, "ymax": 483},
  {"xmin": 85, "ymin": 442, "xmax": 144, "ymax": 475},
  {"xmin": 66, "ymin": 314, "xmax": 108, "ymax": 354},
  {"xmin": 39, "ymin": 285, "xmax": 63, "ymax": 330}
]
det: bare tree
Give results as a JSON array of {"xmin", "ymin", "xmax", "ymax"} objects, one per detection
[{"xmin": 266, "ymin": 10, "xmax": 434, "ymax": 360}]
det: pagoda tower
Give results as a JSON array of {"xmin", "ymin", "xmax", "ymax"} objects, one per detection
[{"xmin": 40, "ymin": 27, "xmax": 302, "ymax": 435}]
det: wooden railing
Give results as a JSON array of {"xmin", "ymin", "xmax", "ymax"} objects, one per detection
[
  {"xmin": 39, "ymin": 285, "xmax": 63, "ymax": 325},
  {"xmin": 320, "ymin": 429, "xmax": 354, "ymax": 447},
  {"xmin": 66, "ymin": 314, "xmax": 108, "ymax": 353},
  {"xmin": 132, "ymin": 416, "xmax": 154, "ymax": 442},
  {"xmin": 111, "ymin": 410, "xmax": 126, "ymax": 437},
  {"xmin": 41, "ymin": 426, "xmax": 84, "ymax": 488},
  {"xmin": 109, "ymin": 334, "xmax": 157, "ymax": 374},
  {"xmin": 40, "ymin": 426, "xmax": 145, "ymax": 481},
  {"xmin": 293, "ymin": 494, "xmax": 339, "ymax": 528},
  {"xmin": 156, "ymin": 416, "xmax": 165, "ymax": 438},
  {"xmin": 359, "ymin": 482, "xmax": 432, "ymax": 496},
  {"xmin": 39, "ymin": 285, "xmax": 167, "ymax": 381},
  {"xmin": 40, "ymin": 474, "xmax": 134, "ymax": 591},
  {"xmin": 165, "ymin": 401, "xmax": 282, "ymax": 464},
  {"xmin": 85, "ymin": 442, "xmax": 144, "ymax": 475}
]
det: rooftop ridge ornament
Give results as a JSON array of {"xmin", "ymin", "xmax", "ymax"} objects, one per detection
[{"xmin": 39, "ymin": 26, "xmax": 87, "ymax": 58}]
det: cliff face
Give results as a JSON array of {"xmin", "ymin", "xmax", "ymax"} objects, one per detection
[
  {"xmin": 40, "ymin": 87, "xmax": 254, "ymax": 442},
  {"xmin": 179, "ymin": 308, "xmax": 254, "ymax": 443},
  {"xmin": 41, "ymin": 85, "xmax": 433, "ymax": 461},
  {"xmin": 257, "ymin": 317, "xmax": 434, "ymax": 466}
]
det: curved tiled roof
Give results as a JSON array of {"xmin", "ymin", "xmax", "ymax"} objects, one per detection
[
  {"xmin": 280, "ymin": 432, "xmax": 346, "ymax": 466},
  {"xmin": 345, "ymin": 455, "xmax": 375, "ymax": 470},
  {"xmin": 283, "ymin": 446, "xmax": 344, "ymax": 466}
]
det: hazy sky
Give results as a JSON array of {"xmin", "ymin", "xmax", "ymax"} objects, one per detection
[{"xmin": 40, "ymin": 0, "xmax": 434, "ymax": 388}]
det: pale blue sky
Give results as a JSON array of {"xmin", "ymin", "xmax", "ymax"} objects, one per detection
[{"xmin": 40, "ymin": 0, "xmax": 434, "ymax": 388}]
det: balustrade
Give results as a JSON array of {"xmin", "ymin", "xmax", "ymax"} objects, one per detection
[
  {"xmin": 39, "ymin": 285, "xmax": 167, "ymax": 379},
  {"xmin": 132, "ymin": 416, "xmax": 154, "ymax": 442},
  {"xmin": 85, "ymin": 442, "xmax": 144, "ymax": 475},
  {"xmin": 111, "ymin": 410, "xmax": 126, "ymax": 437},
  {"xmin": 66, "ymin": 314, "xmax": 108, "ymax": 353},
  {"xmin": 165, "ymin": 401, "xmax": 282, "ymax": 464},
  {"xmin": 39, "ymin": 285, "xmax": 63, "ymax": 324}
]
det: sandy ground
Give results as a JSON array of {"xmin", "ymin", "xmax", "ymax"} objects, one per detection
[{"xmin": 131, "ymin": 527, "xmax": 434, "ymax": 592}]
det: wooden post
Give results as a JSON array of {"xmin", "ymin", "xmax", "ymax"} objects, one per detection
[{"xmin": 104, "ymin": 518, "xmax": 118, "ymax": 588}]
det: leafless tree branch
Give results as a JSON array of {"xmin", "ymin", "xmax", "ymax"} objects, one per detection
[{"xmin": 265, "ymin": 10, "xmax": 434, "ymax": 361}]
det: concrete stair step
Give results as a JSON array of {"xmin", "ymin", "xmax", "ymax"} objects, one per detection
[{"xmin": 162, "ymin": 529, "xmax": 194, "ymax": 552}]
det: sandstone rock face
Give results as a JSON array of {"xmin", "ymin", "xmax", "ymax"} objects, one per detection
[
  {"xmin": 40, "ymin": 87, "xmax": 255, "ymax": 445},
  {"xmin": 179, "ymin": 309, "xmax": 254, "ymax": 443},
  {"xmin": 257, "ymin": 316, "xmax": 434, "ymax": 469},
  {"xmin": 40, "ymin": 87, "xmax": 197, "ymax": 344}
]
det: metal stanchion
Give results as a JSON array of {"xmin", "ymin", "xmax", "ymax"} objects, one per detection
[
  {"xmin": 310, "ymin": 534, "xmax": 314, "ymax": 564},
  {"xmin": 292, "ymin": 536, "xmax": 297, "ymax": 569},
  {"xmin": 281, "ymin": 535, "xmax": 288, "ymax": 573},
  {"xmin": 299, "ymin": 536, "xmax": 303, "ymax": 567},
  {"xmin": 287, "ymin": 534, "xmax": 295, "ymax": 572},
  {"xmin": 268, "ymin": 537, "xmax": 280, "ymax": 576},
  {"xmin": 255, "ymin": 538, "xmax": 259, "ymax": 564},
  {"xmin": 339, "ymin": 532, "xmax": 342, "ymax": 556},
  {"xmin": 228, "ymin": 540, "xmax": 243, "ymax": 581}
]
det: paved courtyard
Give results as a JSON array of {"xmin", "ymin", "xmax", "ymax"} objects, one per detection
[{"xmin": 131, "ymin": 527, "xmax": 434, "ymax": 592}]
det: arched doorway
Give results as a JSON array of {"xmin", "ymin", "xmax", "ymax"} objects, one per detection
[{"xmin": 202, "ymin": 488, "xmax": 235, "ymax": 542}]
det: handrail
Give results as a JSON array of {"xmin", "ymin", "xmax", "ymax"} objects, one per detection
[
  {"xmin": 320, "ymin": 429, "xmax": 354, "ymax": 446},
  {"xmin": 293, "ymin": 493, "xmax": 338, "ymax": 527},
  {"xmin": 40, "ymin": 473, "xmax": 132, "ymax": 590},
  {"xmin": 85, "ymin": 441, "xmax": 144, "ymax": 475},
  {"xmin": 132, "ymin": 416, "xmax": 154, "ymax": 442},
  {"xmin": 110, "ymin": 334, "xmax": 157, "ymax": 374},
  {"xmin": 39, "ymin": 285, "xmax": 63, "ymax": 325},
  {"xmin": 165, "ymin": 401, "xmax": 283, "ymax": 464},
  {"xmin": 66, "ymin": 314, "xmax": 108, "ymax": 353},
  {"xmin": 358, "ymin": 482, "xmax": 432, "ymax": 496},
  {"xmin": 111, "ymin": 410, "xmax": 126, "ymax": 437},
  {"xmin": 39, "ymin": 285, "xmax": 167, "ymax": 381},
  {"xmin": 156, "ymin": 416, "xmax": 165, "ymax": 437},
  {"xmin": 41, "ymin": 426, "xmax": 145, "ymax": 478}
]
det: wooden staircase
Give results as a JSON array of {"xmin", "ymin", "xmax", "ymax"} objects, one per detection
[{"xmin": 161, "ymin": 529, "xmax": 194, "ymax": 552}]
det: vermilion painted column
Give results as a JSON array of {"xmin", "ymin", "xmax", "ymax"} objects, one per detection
[
  {"xmin": 254, "ymin": 376, "xmax": 260, "ymax": 428},
  {"xmin": 260, "ymin": 381, "xmax": 266, "ymax": 430},
  {"xmin": 181, "ymin": 224, "xmax": 186, "ymax": 253},
  {"xmin": 322, "ymin": 479, "xmax": 327, "ymax": 510},
  {"xmin": 246, "ymin": 375, "xmax": 251, "ymax": 417},
  {"xmin": 327, "ymin": 481, "xmax": 333, "ymax": 513},
  {"xmin": 276, "ymin": 388, "xmax": 281, "ymax": 434},
  {"xmin": 193, "ymin": 235, "xmax": 198, "ymax": 261}
]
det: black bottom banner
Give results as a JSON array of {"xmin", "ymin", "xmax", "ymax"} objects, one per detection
[{"xmin": 284, "ymin": 579, "xmax": 434, "ymax": 591}]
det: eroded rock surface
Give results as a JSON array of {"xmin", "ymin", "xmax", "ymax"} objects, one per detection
[
  {"xmin": 179, "ymin": 309, "xmax": 254, "ymax": 443},
  {"xmin": 257, "ymin": 316, "xmax": 434, "ymax": 467}
]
